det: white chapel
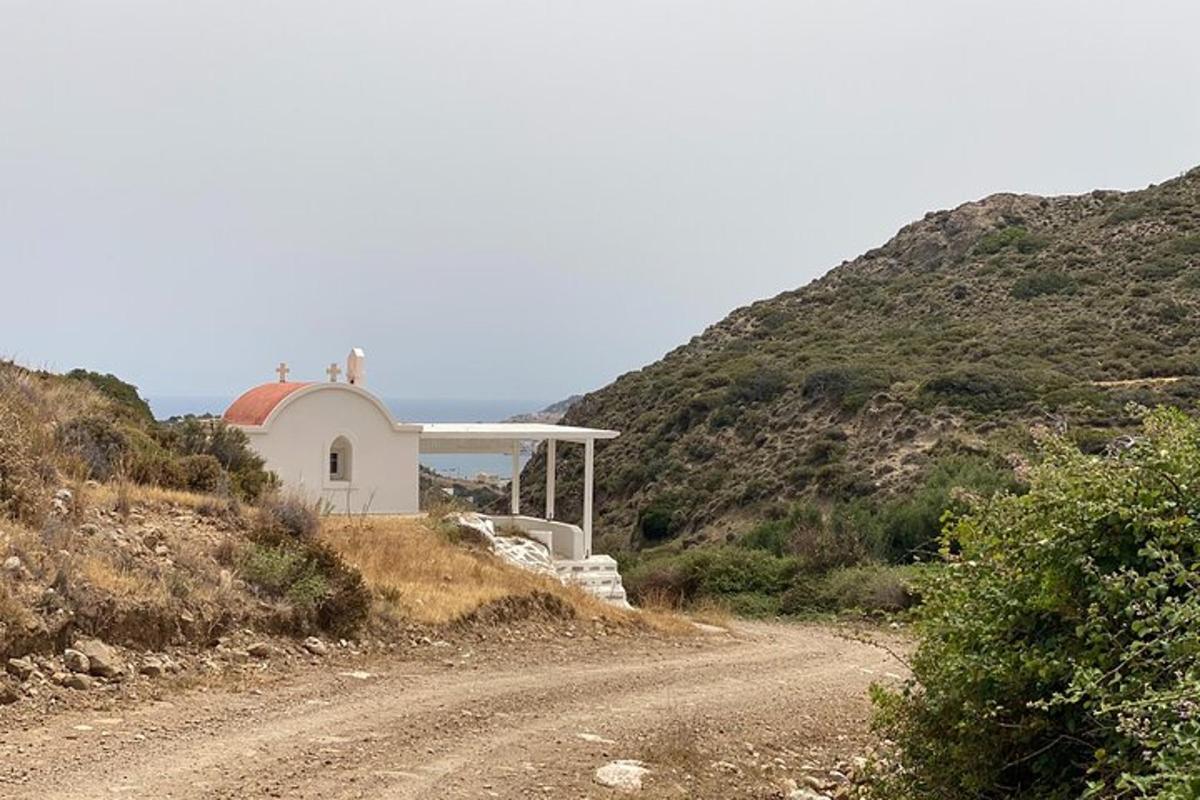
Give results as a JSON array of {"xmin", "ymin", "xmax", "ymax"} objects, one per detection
[{"xmin": 223, "ymin": 348, "xmax": 626, "ymax": 601}]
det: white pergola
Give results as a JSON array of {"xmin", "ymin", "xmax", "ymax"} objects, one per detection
[{"xmin": 418, "ymin": 423, "xmax": 619, "ymax": 553}]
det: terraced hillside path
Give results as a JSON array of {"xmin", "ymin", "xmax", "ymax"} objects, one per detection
[{"xmin": 0, "ymin": 622, "xmax": 908, "ymax": 799}]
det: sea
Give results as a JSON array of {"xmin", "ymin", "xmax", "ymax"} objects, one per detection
[{"xmin": 147, "ymin": 395, "xmax": 551, "ymax": 480}]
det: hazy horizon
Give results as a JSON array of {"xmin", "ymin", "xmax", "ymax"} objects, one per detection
[{"xmin": 3, "ymin": 1, "xmax": 1198, "ymax": 400}]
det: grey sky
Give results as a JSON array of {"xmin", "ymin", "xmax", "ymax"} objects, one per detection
[{"xmin": 2, "ymin": 1, "xmax": 1197, "ymax": 403}]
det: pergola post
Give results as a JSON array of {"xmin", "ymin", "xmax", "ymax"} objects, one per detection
[
  {"xmin": 510, "ymin": 441, "xmax": 521, "ymax": 515},
  {"xmin": 545, "ymin": 438, "xmax": 556, "ymax": 520},
  {"xmin": 583, "ymin": 437, "xmax": 594, "ymax": 558}
]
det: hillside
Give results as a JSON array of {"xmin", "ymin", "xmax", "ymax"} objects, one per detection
[
  {"xmin": 0, "ymin": 361, "xmax": 676, "ymax": 710},
  {"xmin": 523, "ymin": 167, "xmax": 1200, "ymax": 553}
]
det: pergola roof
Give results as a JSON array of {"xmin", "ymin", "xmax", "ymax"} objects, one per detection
[{"xmin": 419, "ymin": 423, "xmax": 618, "ymax": 454}]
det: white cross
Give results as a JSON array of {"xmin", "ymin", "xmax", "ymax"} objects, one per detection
[
  {"xmin": 275, "ymin": 362, "xmax": 290, "ymax": 382},
  {"xmin": 326, "ymin": 362, "xmax": 341, "ymax": 382}
]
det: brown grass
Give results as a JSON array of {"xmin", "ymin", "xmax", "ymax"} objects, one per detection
[
  {"xmin": 76, "ymin": 554, "xmax": 169, "ymax": 603},
  {"xmin": 321, "ymin": 515, "xmax": 693, "ymax": 633},
  {"xmin": 87, "ymin": 481, "xmax": 217, "ymax": 511}
]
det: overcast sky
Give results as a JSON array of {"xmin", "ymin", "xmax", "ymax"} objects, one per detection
[{"xmin": 2, "ymin": 1, "xmax": 1198, "ymax": 403}]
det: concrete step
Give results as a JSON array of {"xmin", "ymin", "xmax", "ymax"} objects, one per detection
[{"xmin": 552, "ymin": 555, "xmax": 630, "ymax": 607}]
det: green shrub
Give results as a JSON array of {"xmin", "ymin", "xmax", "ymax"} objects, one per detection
[
  {"xmin": 1170, "ymin": 234, "xmax": 1200, "ymax": 255},
  {"xmin": 243, "ymin": 522, "xmax": 370, "ymax": 635},
  {"xmin": 637, "ymin": 496, "xmax": 682, "ymax": 542},
  {"xmin": 1105, "ymin": 203, "xmax": 1148, "ymax": 225},
  {"xmin": 801, "ymin": 367, "xmax": 888, "ymax": 411},
  {"xmin": 740, "ymin": 501, "xmax": 871, "ymax": 571},
  {"xmin": 742, "ymin": 504, "xmax": 817, "ymax": 556},
  {"xmin": 976, "ymin": 226, "xmax": 1049, "ymax": 255},
  {"xmin": 725, "ymin": 362, "xmax": 789, "ymax": 405},
  {"xmin": 1010, "ymin": 270, "xmax": 1077, "ymax": 300},
  {"xmin": 175, "ymin": 454, "xmax": 225, "ymax": 494},
  {"xmin": 871, "ymin": 407, "xmax": 1200, "ymax": 799},
  {"xmin": 65, "ymin": 369, "xmax": 154, "ymax": 423},
  {"xmin": 162, "ymin": 418, "xmax": 274, "ymax": 501},
  {"xmin": 873, "ymin": 455, "xmax": 1019, "ymax": 560},
  {"xmin": 779, "ymin": 564, "xmax": 920, "ymax": 615},
  {"xmin": 624, "ymin": 546, "xmax": 796, "ymax": 611},
  {"xmin": 919, "ymin": 370, "xmax": 1034, "ymax": 413}
]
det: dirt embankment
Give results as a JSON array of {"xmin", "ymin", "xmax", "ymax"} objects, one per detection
[{"xmin": 0, "ymin": 621, "xmax": 907, "ymax": 800}]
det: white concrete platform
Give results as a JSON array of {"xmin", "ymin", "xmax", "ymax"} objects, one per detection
[{"xmin": 454, "ymin": 514, "xmax": 630, "ymax": 608}]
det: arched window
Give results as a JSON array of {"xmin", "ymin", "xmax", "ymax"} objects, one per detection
[{"xmin": 329, "ymin": 436, "xmax": 352, "ymax": 482}]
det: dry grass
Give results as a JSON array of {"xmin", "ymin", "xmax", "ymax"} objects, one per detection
[
  {"xmin": 321, "ymin": 515, "xmax": 693, "ymax": 633},
  {"xmin": 76, "ymin": 554, "xmax": 169, "ymax": 603},
  {"xmin": 637, "ymin": 718, "xmax": 781, "ymax": 799},
  {"xmin": 636, "ymin": 588, "xmax": 732, "ymax": 631},
  {"xmin": 683, "ymin": 598, "xmax": 734, "ymax": 628},
  {"xmin": 87, "ymin": 481, "xmax": 217, "ymax": 512}
]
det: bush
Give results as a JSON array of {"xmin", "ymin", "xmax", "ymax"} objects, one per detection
[
  {"xmin": 65, "ymin": 369, "xmax": 154, "ymax": 423},
  {"xmin": 779, "ymin": 564, "xmax": 920, "ymax": 615},
  {"xmin": 1010, "ymin": 270, "xmax": 1077, "ymax": 300},
  {"xmin": 624, "ymin": 546, "xmax": 797, "ymax": 612},
  {"xmin": 243, "ymin": 517, "xmax": 371, "ymax": 635},
  {"xmin": 801, "ymin": 367, "xmax": 888, "ymax": 411},
  {"xmin": 637, "ymin": 496, "xmax": 682, "ymax": 542},
  {"xmin": 162, "ymin": 418, "xmax": 274, "ymax": 501},
  {"xmin": 976, "ymin": 225, "xmax": 1049, "ymax": 255},
  {"xmin": 256, "ymin": 493, "xmax": 321, "ymax": 540},
  {"xmin": 58, "ymin": 415, "xmax": 129, "ymax": 480},
  {"xmin": 873, "ymin": 455, "xmax": 1019, "ymax": 560},
  {"xmin": 919, "ymin": 370, "xmax": 1034, "ymax": 413},
  {"xmin": 741, "ymin": 503, "xmax": 822, "ymax": 556},
  {"xmin": 175, "ymin": 454, "xmax": 225, "ymax": 494},
  {"xmin": 725, "ymin": 362, "xmax": 789, "ymax": 405},
  {"xmin": 871, "ymin": 407, "xmax": 1200, "ymax": 799}
]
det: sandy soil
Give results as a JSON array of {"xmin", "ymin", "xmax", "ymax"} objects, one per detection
[{"xmin": 0, "ymin": 621, "xmax": 908, "ymax": 799}]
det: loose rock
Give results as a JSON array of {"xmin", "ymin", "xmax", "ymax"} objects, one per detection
[
  {"xmin": 7, "ymin": 657, "xmax": 36, "ymax": 681},
  {"xmin": 74, "ymin": 638, "xmax": 123, "ymax": 678},
  {"xmin": 64, "ymin": 674, "xmax": 95, "ymax": 691},
  {"xmin": 140, "ymin": 657, "xmax": 166, "ymax": 678},
  {"xmin": 64, "ymin": 649, "xmax": 90, "ymax": 674},
  {"xmin": 247, "ymin": 642, "xmax": 274, "ymax": 659},
  {"xmin": 594, "ymin": 760, "xmax": 649, "ymax": 792},
  {"xmin": 303, "ymin": 637, "xmax": 329, "ymax": 657},
  {"xmin": 790, "ymin": 790, "xmax": 832, "ymax": 800}
]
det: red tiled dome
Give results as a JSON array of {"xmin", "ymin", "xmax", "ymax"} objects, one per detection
[{"xmin": 223, "ymin": 382, "xmax": 312, "ymax": 426}]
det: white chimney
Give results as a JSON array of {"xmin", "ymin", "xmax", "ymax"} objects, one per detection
[{"xmin": 346, "ymin": 347, "xmax": 366, "ymax": 386}]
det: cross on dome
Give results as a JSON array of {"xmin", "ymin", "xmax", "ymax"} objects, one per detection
[
  {"xmin": 326, "ymin": 362, "xmax": 342, "ymax": 382},
  {"xmin": 275, "ymin": 362, "xmax": 290, "ymax": 382}
]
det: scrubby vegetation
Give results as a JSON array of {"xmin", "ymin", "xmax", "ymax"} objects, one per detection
[
  {"xmin": 1, "ymin": 361, "xmax": 275, "ymax": 514},
  {"xmin": 869, "ymin": 407, "xmax": 1200, "ymax": 799},
  {"xmin": 1, "ymin": 360, "xmax": 666, "ymax": 672},
  {"xmin": 619, "ymin": 453, "xmax": 1013, "ymax": 615},
  {"xmin": 515, "ymin": 167, "xmax": 1200, "ymax": 616},
  {"xmin": 524, "ymin": 168, "xmax": 1200, "ymax": 546}
]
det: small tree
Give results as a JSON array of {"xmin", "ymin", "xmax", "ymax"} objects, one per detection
[{"xmin": 872, "ymin": 407, "xmax": 1200, "ymax": 799}]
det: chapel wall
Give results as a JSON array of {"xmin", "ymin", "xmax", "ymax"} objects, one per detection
[{"xmin": 246, "ymin": 388, "xmax": 420, "ymax": 514}]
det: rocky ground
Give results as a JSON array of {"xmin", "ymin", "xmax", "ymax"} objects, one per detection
[{"xmin": 0, "ymin": 620, "xmax": 907, "ymax": 800}]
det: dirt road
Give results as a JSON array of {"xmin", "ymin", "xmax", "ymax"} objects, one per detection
[{"xmin": 0, "ymin": 622, "xmax": 907, "ymax": 799}]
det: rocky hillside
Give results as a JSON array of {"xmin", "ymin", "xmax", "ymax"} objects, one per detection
[{"xmin": 523, "ymin": 167, "xmax": 1200, "ymax": 550}]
